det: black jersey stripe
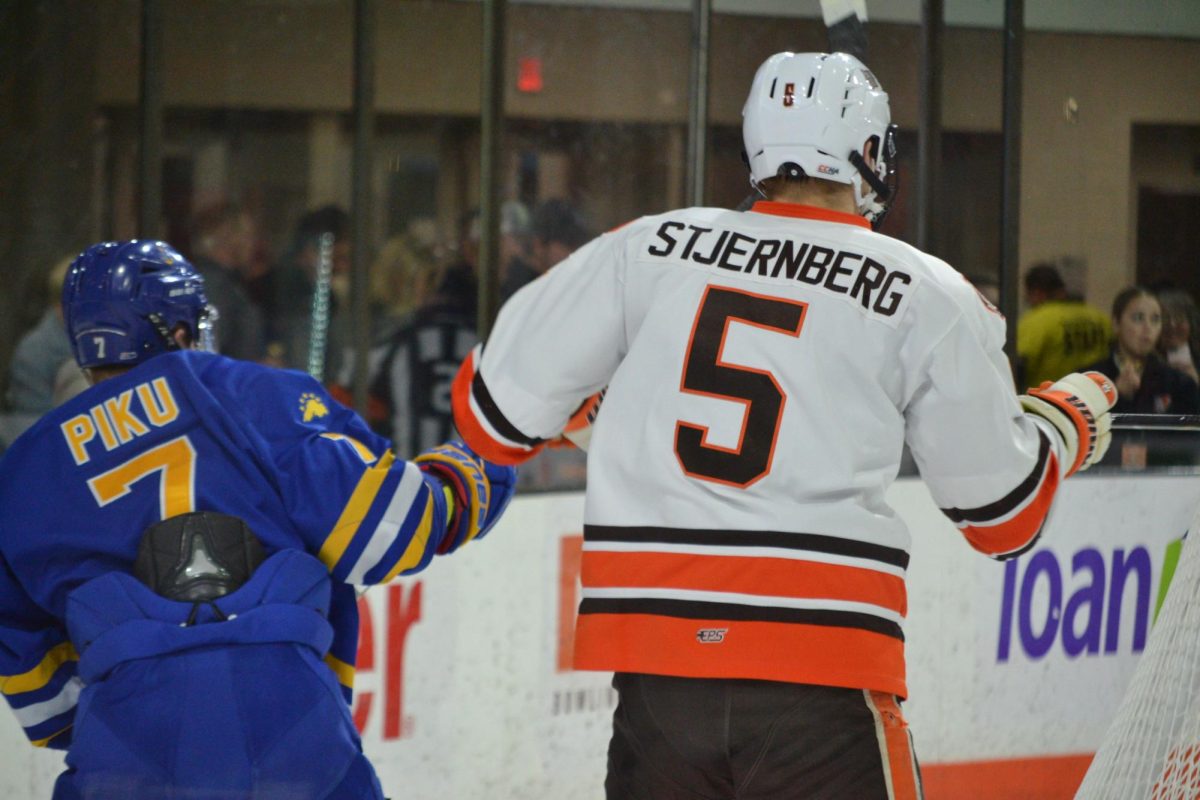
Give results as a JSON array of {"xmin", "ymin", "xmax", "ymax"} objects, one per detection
[
  {"xmin": 993, "ymin": 527, "xmax": 1045, "ymax": 562},
  {"xmin": 579, "ymin": 597, "xmax": 904, "ymax": 641},
  {"xmin": 584, "ymin": 524, "xmax": 909, "ymax": 569},
  {"xmin": 939, "ymin": 430, "xmax": 1052, "ymax": 525},
  {"xmin": 471, "ymin": 369, "xmax": 545, "ymax": 448}
]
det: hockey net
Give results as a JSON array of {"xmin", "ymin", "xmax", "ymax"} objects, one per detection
[{"xmin": 1076, "ymin": 504, "xmax": 1200, "ymax": 799}]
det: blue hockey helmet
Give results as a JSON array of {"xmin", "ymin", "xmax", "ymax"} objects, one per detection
[{"xmin": 62, "ymin": 240, "xmax": 217, "ymax": 370}]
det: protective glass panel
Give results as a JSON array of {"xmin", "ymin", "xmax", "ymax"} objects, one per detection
[{"xmin": 7, "ymin": 5, "xmax": 1200, "ymax": 800}]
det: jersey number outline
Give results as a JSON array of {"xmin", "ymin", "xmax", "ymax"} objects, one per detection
[
  {"xmin": 674, "ymin": 285, "xmax": 807, "ymax": 488},
  {"xmin": 87, "ymin": 435, "xmax": 197, "ymax": 518}
]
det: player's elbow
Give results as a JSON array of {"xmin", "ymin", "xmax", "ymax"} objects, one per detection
[
  {"xmin": 961, "ymin": 520, "xmax": 1046, "ymax": 561},
  {"xmin": 450, "ymin": 350, "xmax": 545, "ymax": 466},
  {"xmin": 939, "ymin": 444, "xmax": 1061, "ymax": 560}
]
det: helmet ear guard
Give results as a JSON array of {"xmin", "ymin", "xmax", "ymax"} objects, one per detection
[
  {"xmin": 147, "ymin": 305, "xmax": 220, "ymax": 354},
  {"xmin": 848, "ymin": 123, "xmax": 900, "ymax": 229}
]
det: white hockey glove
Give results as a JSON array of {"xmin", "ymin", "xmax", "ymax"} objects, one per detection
[{"xmin": 1019, "ymin": 371, "xmax": 1118, "ymax": 478}]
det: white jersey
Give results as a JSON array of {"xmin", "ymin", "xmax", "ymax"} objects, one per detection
[{"xmin": 453, "ymin": 201, "xmax": 1066, "ymax": 696}]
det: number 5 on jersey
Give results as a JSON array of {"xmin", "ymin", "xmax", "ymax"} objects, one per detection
[{"xmin": 675, "ymin": 285, "xmax": 806, "ymax": 488}]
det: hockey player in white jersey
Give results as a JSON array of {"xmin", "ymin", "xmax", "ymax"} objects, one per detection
[{"xmin": 452, "ymin": 52, "xmax": 1116, "ymax": 799}]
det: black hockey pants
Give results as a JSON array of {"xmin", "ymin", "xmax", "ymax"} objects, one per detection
[{"xmin": 605, "ymin": 673, "xmax": 924, "ymax": 800}]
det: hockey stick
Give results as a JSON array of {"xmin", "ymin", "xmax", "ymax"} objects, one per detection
[
  {"xmin": 821, "ymin": 0, "xmax": 869, "ymax": 62},
  {"xmin": 1110, "ymin": 413, "xmax": 1200, "ymax": 432},
  {"xmin": 306, "ymin": 232, "xmax": 336, "ymax": 382}
]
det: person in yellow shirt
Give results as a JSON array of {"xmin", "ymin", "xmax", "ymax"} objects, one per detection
[{"xmin": 1017, "ymin": 263, "xmax": 1112, "ymax": 388}]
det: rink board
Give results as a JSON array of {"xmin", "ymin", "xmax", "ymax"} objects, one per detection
[{"xmin": 1, "ymin": 474, "xmax": 1198, "ymax": 799}]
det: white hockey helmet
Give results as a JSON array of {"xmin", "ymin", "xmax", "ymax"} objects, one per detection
[{"xmin": 742, "ymin": 51, "xmax": 898, "ymax": 226}]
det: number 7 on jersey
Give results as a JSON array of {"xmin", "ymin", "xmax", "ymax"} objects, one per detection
[{"xmin": 674, "ymin": 285, "xmax": 807, "ymax": 488}]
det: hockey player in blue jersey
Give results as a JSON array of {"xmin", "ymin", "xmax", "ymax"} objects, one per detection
[{"xmin": 0, "ymin": 240, "xmax": 517, "ymax": 799}]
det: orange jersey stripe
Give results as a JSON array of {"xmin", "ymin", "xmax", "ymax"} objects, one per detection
[
  {"xmin": 582, "ymin": 550, "xmax": 907, "ymax": 616},
  {"xmin": 573, "ymin": 612, "xmax": 907, "ymax": 697},
  {"xmin": 962, "ymin": 451, "xmax": 1059, "ymax": 557},
  {"xmin": 921, "ymin": 754, "xmax": 1092, "ymax": 799},
  {"xmin": 751, "ymin": 200, "xmax": 873, "ymax": 229},
  {"xmin": 868, "ymin": 691, "xmax": 922, "ymax": 800},
  {"xmin": 451, "ymin": 352, "xmax": 539, "ymax": 465}
]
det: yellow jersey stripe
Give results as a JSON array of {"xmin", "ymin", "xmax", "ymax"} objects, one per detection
[
  {"xmin": 319, "ymin": 433, "xmax": 378, "ymax": 464},
  {"xmin": 31, "ymin": 724, "xmax": 72, "ymax": 748},
  {"xmin": 382, "ymin": 493, "xmax": 436, "ymax": 582},
  {"xmin": 318, "ymin": 450, "xmax": 396, "ymax": 569},
  {"xmin": 324, "ymin": 653, "xmax": 355, "ymax": 689},
  {"xmin": 0, "ymin": 642, "xmax": 78, "ymax": 696}
]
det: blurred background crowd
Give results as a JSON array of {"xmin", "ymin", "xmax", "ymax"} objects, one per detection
[
  {"xmin": 1, "ymin": 193, "xmax": 593, "ymax": 486},
  {"xmin": 2, "ymin": 1, "xmax": 1199, "ymax": 482}
]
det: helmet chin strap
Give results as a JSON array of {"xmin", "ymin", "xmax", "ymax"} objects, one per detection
[
  {"xmin": 848, "ymin": 150, "xmax": 892, "ymax": 201},
  {"xmin": 852, "ymin": 178, "xmax": 882, "ymax": 217},
  {"xmin": 742, "ymin": 148, "xmax": 770, "ymax": 199},
  {"xmin": 848, "ymin": 136, "xmax": 898, "ymax": 229}
]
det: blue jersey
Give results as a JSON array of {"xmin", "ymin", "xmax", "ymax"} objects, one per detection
[
  {"xmin": 0, "ymin": 351, "xmax": 453, "ymax": 749},
  {"xmin": 56, "ymin": 550, "xmax": 384, "ymax": 799}
]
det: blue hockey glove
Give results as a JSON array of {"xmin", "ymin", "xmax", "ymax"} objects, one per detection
[{"xmin": 414, "ymin": 440, "xmax": 517, "ymax": 554}]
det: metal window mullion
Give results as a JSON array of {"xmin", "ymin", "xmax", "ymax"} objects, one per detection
[
  {"xmin": 685, "ymin": 0, "xmax": 712, "ymax": 208},
  {"xmin": 917, "ymin": 0, "xmax": 943, "ymax": 255},
  {"xmin": 478, "ymin": 0, "xmax": 507, "ymax": 340},
  {"xmin": 1000, "ymin": 0, "xmax": 1024, "ymax": 361},
  {"xmin": 137, "ymin": 0, "xmax": 164, "ymax": 239},
  {"xmin": 350, "ymin": 0, "xmax": 378, "ymax": 413}
]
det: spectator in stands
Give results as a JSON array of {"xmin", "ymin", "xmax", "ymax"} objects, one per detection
[
  {"xmin": 1087, "ymin": 286, "xmax": 1199, "ymax": 414},
  {"xmin": 531, "ymin": 199, "xmax": 590, "ymax": 272},
  {"xmin": 369, "ymin": 216, "xmax": 445, "ymax": 333},
  {"xmin": 494, "ymin": 200, "xmax": 534, "ymax": 297},
  {"xmin": 433, "ymin": 210, "xmax": 483, "ymax": 325},
  {"xmin": 189, "ymin": 202, "xmax": 267, "ymax": 362},
  {"xmin": 441, "ymin": 202, "xmax": 531, "ymax": 316},
  {"xmin": 265, "ymin": 205, "xmax": 352, "ymax": 376},
  {"xmin": 501, "ymin": 199, "xmax": 590, "ymax": 302},
  {"xmin": 51, "ymin": 358, "xmax": 88, "ymax": 407},
  {"xmin": 4, "ymin": 255, "xmax": 75, "ymax": 424},
  {"xmin": 1156, "ymin": 288, "xmax": 1200, "ymax": 384},
  {"xmin": 331, "ymin": 220, "xmax": 462, "ymax": 441},
  {"xmin": 1017, "ymin": 262, "xmax": 1111, "ymax": 388},
  {"xmin": 358, "ymin": 271, "xmax": 479, "ymax": 455}
]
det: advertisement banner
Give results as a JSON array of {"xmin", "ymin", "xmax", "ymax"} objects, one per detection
[{"xmin": 903, "ymin": 474, "xmax": 1200, "ymax": 797}]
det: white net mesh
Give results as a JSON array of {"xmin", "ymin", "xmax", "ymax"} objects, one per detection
[{"xmin": 1076, "ymin": 506, "xmax": 1200, "ymax": 799}]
